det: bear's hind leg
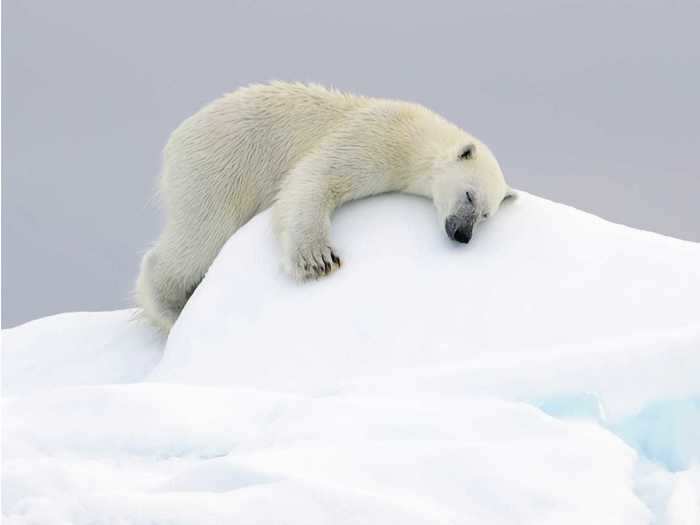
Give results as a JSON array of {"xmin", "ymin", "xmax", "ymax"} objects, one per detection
[{"xmin": 134, "ymin": 247, "xmax": 202, "ymax": 333}]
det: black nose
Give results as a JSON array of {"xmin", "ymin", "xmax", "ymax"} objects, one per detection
[
  {"xmin": 445, "ymin": 215, "xmax": 473, "ymax": 244},
  {"xmin": 453, "ymin": 226, "xmax": 472, "ymax": 244}
]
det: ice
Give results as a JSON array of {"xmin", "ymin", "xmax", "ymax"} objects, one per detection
[
  {"xmin": 3, "ymin": 192, "xmax": 699, "ymax": 524},
  {"xmin": 613, "ymin": 399, "xmax": 700, "ymax": 472},
  {"xmin": 1, "ymin": 386, "xmax": 652, "ymax": 524}
]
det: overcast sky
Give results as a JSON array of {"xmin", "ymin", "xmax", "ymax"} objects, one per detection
[{"xmin": 3, "ymin": 1, "xmax": 699, "ymax": 328}]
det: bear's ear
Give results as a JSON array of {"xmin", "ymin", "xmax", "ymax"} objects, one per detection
[
  {"xmin": 502, "ymin": 187, "xmax": 518, "ymax": 202},
  {"xmin": 458, "ymin": 144, "xmax": 476, "ymax": 160}
]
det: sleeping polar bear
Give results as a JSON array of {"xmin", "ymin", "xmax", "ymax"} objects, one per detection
[{"xmin": 136, "ymin": 82, "xmax": 516, "ymax": 332}]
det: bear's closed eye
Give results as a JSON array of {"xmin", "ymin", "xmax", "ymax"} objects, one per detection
[{"xmin": 459, "ymin": 144, "xmax": 475, "ymax": 160}]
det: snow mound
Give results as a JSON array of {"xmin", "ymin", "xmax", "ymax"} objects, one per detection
[
  {"xmin": 2, "ymin": 309, "xmax": 162, "ymax": 396},
  {"xmin": 157, "ymin": 193, "xmax": 700, "ymax": 401},
  {"xmin": 3, "ymin": 193, "xmax": 700, "ymax": 524}
]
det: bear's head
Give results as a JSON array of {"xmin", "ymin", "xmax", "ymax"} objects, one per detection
[{"xmin": 429, "ymin": 141, "xmax": 516, "ymax": 244}]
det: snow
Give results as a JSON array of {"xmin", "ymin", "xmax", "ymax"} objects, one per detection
[
  {"xmin": 156, "ymin": 193, "xmax": 699, "ymax": 397},
  {"xmin": 3, "ymin": 192, "xmax": 700, "ymax": 524},
  {"xmin": 2, "ymin": 309, "xmax": 162, "ymax": 396}
]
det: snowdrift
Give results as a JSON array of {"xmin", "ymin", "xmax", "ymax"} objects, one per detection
[{"xmin": 3, "ymin": 193, "xmax": 700, "ymax": 524}]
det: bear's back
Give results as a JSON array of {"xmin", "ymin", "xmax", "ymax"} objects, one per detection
[
  {"xmin": 169, "ymin": 83, "xmax": 368, "ymax": 171},
  {"xmin": 160, "ymin": 83, "xmax": 374, "ymax": 215}
]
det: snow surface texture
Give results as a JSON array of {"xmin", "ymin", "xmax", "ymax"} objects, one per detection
[{"xmin": 3, "ymin": 192, "xmax": 700, "ymax": 524}]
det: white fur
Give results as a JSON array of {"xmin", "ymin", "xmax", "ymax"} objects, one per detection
[{"xmin": 135, "ymin": 82, "xmax": 513, "ymax": 332}]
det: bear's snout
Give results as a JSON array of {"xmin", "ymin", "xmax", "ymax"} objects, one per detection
[{"xmin": 445, "ymin": 215, "xmax": 474, "ymax": 244}]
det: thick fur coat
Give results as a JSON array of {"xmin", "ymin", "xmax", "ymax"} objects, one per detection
[{"xmin": 135, "ymin": 82, "xmax": 514, "ymax": 332}]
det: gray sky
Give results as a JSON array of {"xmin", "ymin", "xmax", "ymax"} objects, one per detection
[{"xmin": 3, "ymin": 0, "xmax": 699, "ymax": 328}]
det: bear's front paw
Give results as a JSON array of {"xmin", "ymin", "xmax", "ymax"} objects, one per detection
[{"xmin": 283, "ymin": 243, "xmax": 342, "ymax": 281}]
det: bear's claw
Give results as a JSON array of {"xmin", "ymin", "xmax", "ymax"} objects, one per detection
[{"xmin": 287, "ymin": 244, "xmax": 341, "ymax": 280}]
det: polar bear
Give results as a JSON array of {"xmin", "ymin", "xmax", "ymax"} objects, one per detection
[{"xmin": 135, "ymin": 82, "xmax": 516, "ymax": 332}]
